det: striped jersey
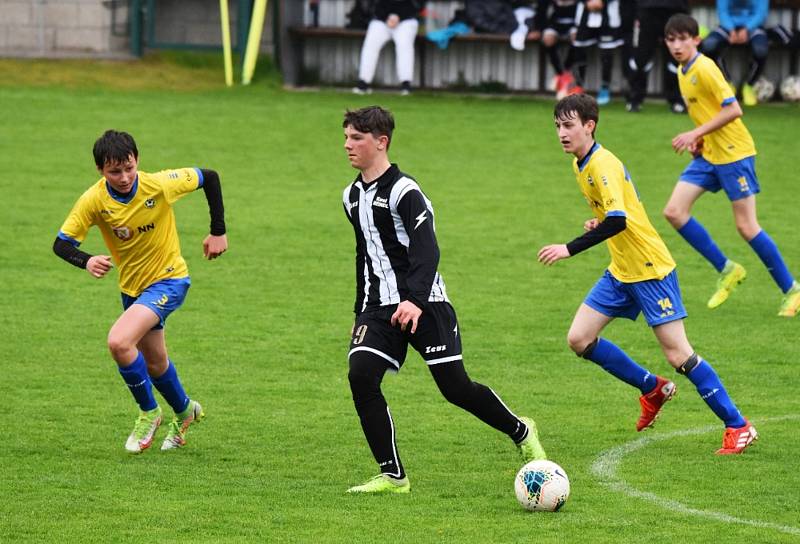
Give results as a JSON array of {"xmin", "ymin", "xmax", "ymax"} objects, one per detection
[{"xmin": 342, "ymin": 164, "xmax": 449, "ymax": 315}]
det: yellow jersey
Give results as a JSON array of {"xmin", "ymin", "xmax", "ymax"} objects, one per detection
[
  {"xmin": 59, "ymin": 168, "xmax": 202, "ymax": 296},
  {"xmin": 574, "ymin": 144, "xmax": 675, "ymax": 282},
  {"xmin": 678, "ymin": 53, "xmax": 756, "ymax": 165}
]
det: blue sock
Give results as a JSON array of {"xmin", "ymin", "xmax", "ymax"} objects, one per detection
[
  {"xmin": 151, "ymin": 360, "xmax": 190, "ymax": 414},
  {"xmin": 684, "ymin": 359, "xmax": 745, "ymax": 428},
  {"xmin": 748, "ymin": 230, "xmax": 795, "ymax": 293},
  {"xmin": 585, "ymin": 338, "xmax": 658, "ymax": 394},
  {"xmin": 118, "ymin": 352, "xmax": 158, "ymax": 411},
  {"xmin": 677, "ymin": 217, "xmax": 728, "ymax": 272}
]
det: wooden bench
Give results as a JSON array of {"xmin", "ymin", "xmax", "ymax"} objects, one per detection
[{"xmin": 278, "ymin": 0, "xmax": 799, "ymax": 93}]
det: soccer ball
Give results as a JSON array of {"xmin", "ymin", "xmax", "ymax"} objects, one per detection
[
  {"xmin": 780, "ymin": 75, "xmax": 800, "ymax": 102},
  {"xmin": 752, "ymin": 77, "xmax": 775, "ymax": 102},
  {"xmin": 514, "ymin": 460, "xmax": 570, "ymax": 512}
]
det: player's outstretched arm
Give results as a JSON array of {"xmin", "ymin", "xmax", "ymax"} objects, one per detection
[
  {"xmin": 53, "ymin": 237, "xmax": 113, "ymax": 278},
  {"xmin": 538, "ymin": 215, "xmax": 627, "ymax": 265},
  {"xmin": 199, "ymin": 169, "xmax": 227, "ymax": 260}
]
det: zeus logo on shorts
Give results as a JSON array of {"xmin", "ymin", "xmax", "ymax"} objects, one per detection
[
  {"xmin": 152, "ymin": 294, "xmax": 169, "ymax": 309},
  {"xmin": 425, "ymin": 345, "xmax": 446, "ymax": 354}
]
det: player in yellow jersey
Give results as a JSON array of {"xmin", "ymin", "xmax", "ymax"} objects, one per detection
[
  {"xmin": 538, "ymin": 94, "xmax": 756, "ymax": 454},
  {"xmin": 53, "ymin": 130, "xmax": 228, "ymax": 453},
  {"xmin": 663, "ymin": 14, "xmax": 800, "ymax": 316}
]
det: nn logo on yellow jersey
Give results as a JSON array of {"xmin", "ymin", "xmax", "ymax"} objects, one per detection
[
  {"xmin": 111, "ymin": 223, "xmax": 156, "ymax": 241},
  {"xmin": 657, "ymin": 297, "xmax": 675, "ymax": 318}
]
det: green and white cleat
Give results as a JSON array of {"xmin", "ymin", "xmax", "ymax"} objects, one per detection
[
  {"xmin": 517, "ymin": 416, "xmax": 547, "ymax": 462},
  {"xmin": 708, "ymin": 261, "xmax": 746, "ymax": 309},
  {"xmin": 347, "ymin": 474, "xmax": 410, "ymax": 494},
  {"xmin": 778, "ymin": 283, "xmax": 800, "ymax": 317},
  {"xmin": 125, "ymin": 406, "xmax": 162, "ymax": 454},
  {"xmin": 161, "ymin": 400, "xmax": 204, "ymax": 451}
]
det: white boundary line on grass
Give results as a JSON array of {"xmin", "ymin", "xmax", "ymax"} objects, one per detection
[{"xmin": 590, "ymin": 415, "xmax": 800, "ymax": 536}]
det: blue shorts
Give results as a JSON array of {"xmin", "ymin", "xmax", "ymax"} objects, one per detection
[
  {"xmin": 679, "ymin": 156, "xmax": 760, "ymax": 201},
  {"xmin": 121, "ymin": 277, "xmax": 191, "ymax": 330},
  {"xmin": 584, "ymin": 270, "xmax": 687, "ymax": 327}
]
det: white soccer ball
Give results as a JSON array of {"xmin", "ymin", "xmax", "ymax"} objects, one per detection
[
  {"xmin": 752, "ymin": 77, "xmax": 775, "ymax": 102},
  {"xmin": 780, "ymin": 75, "xmax": 800, "ymax": 102},
  {"xmin": 514, "ymin": 460, "xmax": 570, "ymax": 512}
]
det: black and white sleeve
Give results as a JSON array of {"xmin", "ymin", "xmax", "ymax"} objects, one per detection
[{"xmin": 396, "ymin": 189, "xmax": 439, "ymax": 310}]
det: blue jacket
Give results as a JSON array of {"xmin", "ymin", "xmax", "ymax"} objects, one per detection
[{"xmin": 717, "ymin": 0, "xmax": 768, "ymax": 32}]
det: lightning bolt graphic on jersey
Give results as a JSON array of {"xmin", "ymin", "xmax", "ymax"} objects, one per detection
[{"xmin": 414, "ymin": 210, "xmax": 428, "ymax": 230}]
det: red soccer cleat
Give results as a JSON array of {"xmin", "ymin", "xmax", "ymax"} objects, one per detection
[
  {"xmin": 716, "ymin": 419, "xmax": 758, "ymax": 455},
  {"xmin": 636, "ymin": 377, "xmax": 676, "ymax": 432}
]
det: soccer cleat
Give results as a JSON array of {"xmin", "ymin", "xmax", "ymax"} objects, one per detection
[
  {"xmin": 741, "ymin": 83, "xmax": 758, "ymax": 106},
  {"xmin": 597, "ymin": 86, "xmax": 611, "ymax": 105},
  {"xmin": 161, "ymin": 400, "xmax": 204, "ymax": 451},
  {"xmin": 707, "ymin": 261, "xmax": 747, "ymax": 309},
  {"xmin": 125, "ymin": 406, "xmax": 162, "ymax": 453},
  {"xmin": 636, "ymin": 377, "xmax": 676, "ymax": 432},
  {"xmin": 347, "ymin": 474, "xmax": 410, "ymax": 494},
  {"xmin": 626, "ymin": 101, "xmax": 641, "ymax": 113},
  {"xmin": 716, "ymin": 419, "xmax": 758, "ymax": 454},
  {"xmin": 516, "ymin": 416, "xmax": 547, "ymax": 462},
  {"xmin": 778, "ymin": 284, "xmax": 800, "ymax": 317}
]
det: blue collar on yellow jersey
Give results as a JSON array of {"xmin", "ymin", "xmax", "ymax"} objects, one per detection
[
  {"xmin": 681, "ymin": 52, "xmax": 701, "ymax": 74},
  {"xmin": 105, "ymin": 174, "xmax": 138, "ymax": 204},
  {"xmin": 577, "ymin": 142, "xmax": 600, "ymax": 172}
]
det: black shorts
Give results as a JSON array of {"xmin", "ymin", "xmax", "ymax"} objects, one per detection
[{"xmin": 348, "ymin": 302, "xmax": 463, "ymax": 370}]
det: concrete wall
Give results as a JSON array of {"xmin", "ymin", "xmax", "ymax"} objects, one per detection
[
  {"xmin": 0, "ymin": 0, "xmax": 275, "ymax": 58},
  {"xmin": 0, "ymin": 0, "xmax": 129, "ymax": 57}
]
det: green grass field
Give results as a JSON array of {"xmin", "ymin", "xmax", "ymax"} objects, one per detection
[{"xmin": 1, "ymin": 55, "xmax": 799, "ymax": 543}]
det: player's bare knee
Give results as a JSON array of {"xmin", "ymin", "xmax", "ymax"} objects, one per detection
[
  {"xmin": 662, "ymin": 204, "xmax": 686, "ymax": 227},
  {"xmin": 107, "ymin": 334, "xmax": 133, "ymax": 362},
  {"xmin": 737, "ymin": 221, "xmax": 760, "ymax": 241},
  {"xmin": 567, "ymin": 332, "xmax": 595, "ymax": 356}
]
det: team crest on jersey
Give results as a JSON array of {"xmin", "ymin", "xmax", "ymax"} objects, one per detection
[
  {"xmin": 691, "ymin": 75, "xmax": 698, "ymax": 85},
  {"xmin": 112, "ymin": 225, "xmax": 133, "ymax": 241},
  {"xmin": 144, "ymin": 198, "xmax": 156, "ymax": 208}
]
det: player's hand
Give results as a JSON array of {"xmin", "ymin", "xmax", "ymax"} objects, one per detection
[
  {"xmin": 537, "ymin": 244, "xmax": 570, "ymax": 265},
  {"xmin": 387, "ymin": 14, "xmax": 400, "ymax": 28},
  {"xmin": 672, "ymin": 130, "xmax": 700, "ymax": 154},
  {"xmin": 391, "ymin": 300, "xmax": 422, "ymax": 334},
  {"xmin": 203, "ymin": 234, "xmax": 228, "ymax": 260},
  {"xmin": 688, "ymin": 137, "xmax": 704, "ymax": 158},
  {"xmin": 86, "ymin": 255, "xmax": 113, "ymax": 279},
  {"xmin": 583, "ymin": 218, "xmax": 600, "ymax": 232},
  {"xmin": 587, "ymin": 0, "xmax": 603, "ymax": 12}
]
